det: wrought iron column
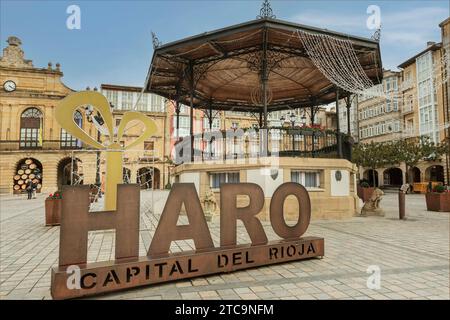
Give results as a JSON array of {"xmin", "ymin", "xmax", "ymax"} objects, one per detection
[
  {"xmin": 262, "ymin": 28, "xmax": 268, "ymax": 128},
  {"xmin": 310, "ymin": 104, "xmax": 315, "ymax": 158},
  {"xmin": 175, "ymin": 101, "xmax": 180, "ymax": 140},
  {"xmin": 336, "ymin": 88, "xmax": 343, "ymax": 158},
  {"xmin": 346, "ymin": 95, "xmax": 351, "ymax": 135},
  {"xmin": 208, "ymin": 103, "xmax": 213, "ymax": 159},
  {"xmin": 261, "ymin": 27, "xmax": 269, "ymax": 156},
  {"xmin": 310, "ymin": 105, "xmax": 315, "ymax": 125},
  {"xmin": 208, "ymin": 103, "xmax": 213, "ymax": 130},
  {"xmin": 189, "ymin": 62, "xmax": 195, "ymax": 162}
]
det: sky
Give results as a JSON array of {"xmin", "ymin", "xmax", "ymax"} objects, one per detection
[{"xmin": 1, "ymin": 0, "xmax": 449, "ymax": 91}]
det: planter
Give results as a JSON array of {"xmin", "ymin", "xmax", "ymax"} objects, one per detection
[
  {"xmin": 357, "ymin": 186, "xmax": 375, "ymax": 203},
  {"xmin": 45, "ymin": 198, "xmax": 62, "ymax": 226},
  {"xmin": 425, "ymin": 193, "xmax": 450, "ymax": 212}
]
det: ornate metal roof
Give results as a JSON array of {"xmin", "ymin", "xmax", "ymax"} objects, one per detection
[{"xmin": 144, "ymin": 18, "xmax": 383, "ymax": 113}]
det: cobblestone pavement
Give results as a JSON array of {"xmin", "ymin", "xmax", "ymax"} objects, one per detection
[{"xmin": 0, "ymin": 191, "xmax": 448, "ymax": 300}]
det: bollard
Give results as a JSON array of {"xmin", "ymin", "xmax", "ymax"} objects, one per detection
[
  {"xmin": 399, "ymin": 183, "xmax": 409, "ymax": 220},
  {"xmin": 398, "ymin": 191, "xmax": 405, "ymax": 220}
]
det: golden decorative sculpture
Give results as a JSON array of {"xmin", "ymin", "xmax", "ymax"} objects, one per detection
[{"xmin": 55, "ymin": 91, "xmax": 157, "ymax": 210}]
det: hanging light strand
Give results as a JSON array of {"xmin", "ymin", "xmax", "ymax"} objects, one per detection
[{"xmin": 296, "ymin": 30, "xmax": 383, "ymax": 96}]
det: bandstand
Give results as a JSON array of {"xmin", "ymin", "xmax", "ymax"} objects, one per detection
[{"xmin": 144, "ymin": 1, "xmax": 383, "ymax": 219}]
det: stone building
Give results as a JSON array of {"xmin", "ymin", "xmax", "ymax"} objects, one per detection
[
  {"xmin": 100, "ymin": 84, "xmax": 171, "ymax": 189},
  {"xmin": 356, "ymin": 21, "xmax": 449, "ymax": 187},
  {"xmin": 438, "ymin": 17, "xmax": 450, "ymax": 185},
  {"xmin": 0, "ymin": 36, "xmax": 97, "ymax": 194}
]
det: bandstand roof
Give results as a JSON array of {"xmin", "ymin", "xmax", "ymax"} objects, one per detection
[{"xmin": 144, "ymin": 17, "xmax": 383, "ymax": 113}]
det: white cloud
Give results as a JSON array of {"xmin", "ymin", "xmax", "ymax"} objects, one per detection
[{"xmin": 290, "ymin": 6, "xmax": 448, "ymax": 46}]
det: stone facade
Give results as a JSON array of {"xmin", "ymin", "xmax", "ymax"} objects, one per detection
[
  {"xmin": 173, "ymin": 157, "xmax": 359, "ymax": 220},
  {"xmin": 0, "ymin": 36, "xmax": 97, "ymax": 194},
  {"xmin": 100, "ymin": 84, "xmax": 171, "ymax": 190},
  {"xmin": 355, "ymin": 22, "xmax": 450, "ymax": 186}
]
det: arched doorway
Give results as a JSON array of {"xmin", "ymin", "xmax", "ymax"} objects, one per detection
[
  {"xmin": 57, "ymin": 157, "xmax": 83, "ymax": 189},
  {"xmin": 123, "ymin": 167, "xmax": 131, "ymax": 184},
  {"xmin": 137, "ymin": 167, "xmax": 160, "ymax": 189},
  {"xmin": 409, "ymin": 167, "xmax": 421, "ymax": 183},
  {"xmin": 383, "ymin": 167, "xmax": 403, "ymax": 187},
  {"xmin": 363, "ymin": 169, "xmax": 379, "ymax": 187},
  {"xmin": 13, "ymin": 158, "xmax": 42, "ymax": 193},
  {"xmin": 426, "ymin": 165, "xmax": 444, "ymax": 183}
]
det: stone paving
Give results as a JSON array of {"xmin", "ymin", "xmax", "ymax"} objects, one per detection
[{"xmin": 0, "ymin": 191, "xmax": 448, "ymax": 300}]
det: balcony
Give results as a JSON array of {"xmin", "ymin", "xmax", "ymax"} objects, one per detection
[
  {"xmin": 402, "ymin": 104, "xmax": 414, "ymax": 114},
  {"xmin": 0, "ymin": 140, "xmax": 85, "ymax": 151},
  {"xmin": 400, "ymin": 79, "xmax": 413, "ymax": 91},
  {"xmin": 174, "ymin": 127, "xmax": 353, "ymax": 164}
]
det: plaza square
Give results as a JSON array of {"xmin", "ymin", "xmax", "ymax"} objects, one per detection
[
  {"xmin": 0, "ymin": 191, "xmax": 448, "ymax": 300},
  {"xmin": 0, "ymin": 0, "xmax": 449, "ymax": 302}
]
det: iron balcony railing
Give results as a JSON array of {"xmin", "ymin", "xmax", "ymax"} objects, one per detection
[
  {"xmin": 175, "ymin": 127, "xmax": 353, "ymax": 163},
  {"xmin": 0, "ymin": 140, "xmax": 85, "ymax": 151}
]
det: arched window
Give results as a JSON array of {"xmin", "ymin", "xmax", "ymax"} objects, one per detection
[
  {"xmin": 61, "ymin": 111, "xmax": 83, "ymax": 148},
  {"xmin": 20, "ymin": 107, "xmax": 43, "ymax": 148}
]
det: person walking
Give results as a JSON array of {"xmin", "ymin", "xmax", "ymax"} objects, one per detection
[
  {"xmin": 26, "ymin": 180, "xmax": 33, "ymax": 200},
  {"xmin": 31, "ymin": 181, "xmax": 37, "ymax": 199}
]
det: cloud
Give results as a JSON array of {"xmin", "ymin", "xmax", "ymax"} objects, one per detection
[
  {"xmin": 290, "ymin": 5, "xmax": 448, "ymax": 45},
  {"xmin": 290, "ymin": 11, "xmax": 363, "ymax": 30}
]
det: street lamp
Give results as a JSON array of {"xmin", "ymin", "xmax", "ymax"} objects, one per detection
[
  {"xmin": 301, "ymin": 113, "xmax": 307, "ymax": 126},
  {"xmin": 289, "ymin": 112, "xmax": 296, "ymax": 128}
]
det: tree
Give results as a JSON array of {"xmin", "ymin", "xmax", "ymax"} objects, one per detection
[{"xmin": 352, "ymin": 141, "xmax": 397, "ymax": 187}]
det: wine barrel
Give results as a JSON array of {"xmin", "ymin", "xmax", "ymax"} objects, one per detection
[
  {"xmin": 25, "ymin": 169, "xmax": 31, "ymax": 174},
  {"xmin": 25, "ymin": 159, "xmax": 32, "ymax": 165},
  {"xmin": 18, "ymin": 169, "xmax": 24, "ymax": 175},
  {"xmin": 21, "ymin": 184, "xmax": 26, "ymax": 190},
  {"xmin": 18, "ymin": 180, "xmax": 24, "ymax": 185},
  {"xmin": 29, "ymin": 173, "xmax": 35, "ymax": 179},
  {"xmin": 32, "ymin": 179, "xmax": 39, "ymax": 184},
  {"xmin": 21, "ymin": 174, "xmax": 28, "ymax": 180},
  {"xmin": 37, "ymin": 183, "xmax": 42, "ymax": 189},
  {"xmin": 14, "ymin": 185, "xmax": 20, "ymax": 191},
  {"xmin": 29, "ymin": 163, "xmax": 37, "ymax": 170},
  {"xmin": 14, "ymin": 175, "xmax": 20, "ymax": 180}
]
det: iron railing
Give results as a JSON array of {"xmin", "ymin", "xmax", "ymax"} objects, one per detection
[{"xmin": 175, "ymin": 127, "xmax": 353, "ymax": 163}]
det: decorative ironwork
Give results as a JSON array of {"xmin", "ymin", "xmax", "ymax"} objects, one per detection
[
  {"xmin": 371, "ymin": 26, "xmax": 381, "ymax": 42},
  {"xmin": 257, "ymin": 0, "xmax": 276, "ymax": 19},
  {"xmin": 193, "ymin": 60, "xmax": 217, "ymax": 85},
  {"xmin": 151, "ymin": 31, "xmax": 162, "ymax": 49},
  {"xmin": 246, "ymin": 50, "xmax": 289, "ymax": 74},
  {"xmin": 251, "ymin": 84, "xmax": 273, "ymax": 106}
]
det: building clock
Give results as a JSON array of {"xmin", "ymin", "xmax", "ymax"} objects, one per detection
[{"xmin": 3, "ymin": 80, "xmax": 16, "ymax": 92}]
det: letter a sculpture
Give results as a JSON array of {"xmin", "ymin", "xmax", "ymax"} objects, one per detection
[{"xmin": 55, "ymin": 91, "xmax": 157, "ymax": 210}]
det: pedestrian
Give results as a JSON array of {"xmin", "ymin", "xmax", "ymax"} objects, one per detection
[
  {"xmin": 26, "ymin": 180, "xmax": 33, "ymax": 200},
  {"xmin": 32, "ymin": 181, "xmax": 37, "ymax": 199},
  {"xmin": 427, "ymin": 181, "xmax": 433, "ymax": 193}
]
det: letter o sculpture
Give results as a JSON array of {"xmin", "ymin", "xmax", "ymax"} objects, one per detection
[{"xmin": 270, "ymin": 182, "xmax": 311, "ymax": 239}]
